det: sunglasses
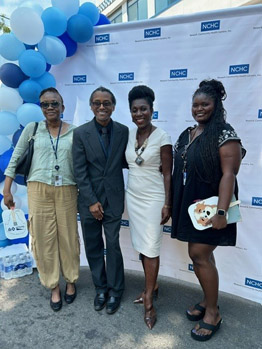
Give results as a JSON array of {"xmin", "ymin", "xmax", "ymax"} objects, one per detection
[
  {"xmin": 92, "ymin": 101, "xmax": 113, "ymax": 108},
  {"xmin": 40, "ymin": 101, "xmax": 60, "ymax": 109}
]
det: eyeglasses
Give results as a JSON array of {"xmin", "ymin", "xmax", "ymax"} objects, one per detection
[
  {"xmin": 40, "ymin": 101, "xmax": 60, "ymax": 109},
  {"xmin": 92, "ymin": 101, "xmax": 113, "ymax": 108}
]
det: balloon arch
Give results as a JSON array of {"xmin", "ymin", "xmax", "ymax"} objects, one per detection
[{"xmin": 0, "ymin": 0, "xmax": 111, "ymax": 247}]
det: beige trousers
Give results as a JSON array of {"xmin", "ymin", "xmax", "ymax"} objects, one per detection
[{"xmin": 27, "ymin": 182, "xmax": 80, "ymax": 289}]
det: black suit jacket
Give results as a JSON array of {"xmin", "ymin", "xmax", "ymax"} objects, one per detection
[{"xmin": 72, "ymin": 118, "xmax": 129, "ymax": 217}]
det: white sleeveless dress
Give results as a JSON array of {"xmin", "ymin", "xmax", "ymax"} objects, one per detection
[{"xmin": 125, "ymin": 127, "xmax": 172, "ymax": 257}]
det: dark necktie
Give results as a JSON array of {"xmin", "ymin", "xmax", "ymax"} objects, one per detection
[{"xmin": 101, "ymin": 127, "xmax": 109, "ymax": 151}]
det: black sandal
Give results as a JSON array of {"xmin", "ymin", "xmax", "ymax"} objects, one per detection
[
  {"xmin": 186, "ymin": 303, "xmax": 205, "ymax": 321},
  {"xmin": 191, "ymin": 318, "xmax": 222, "ymax": 341}
]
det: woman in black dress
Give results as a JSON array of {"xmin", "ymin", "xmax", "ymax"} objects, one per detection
[{"xmin": 171, "ymin": 80, "xmax": 245, "ymax": 341}]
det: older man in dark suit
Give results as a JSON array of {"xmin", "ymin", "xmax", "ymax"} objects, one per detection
[{"xmin": 72, "ymin": 87, "xmax": 128, "ymax": 314}]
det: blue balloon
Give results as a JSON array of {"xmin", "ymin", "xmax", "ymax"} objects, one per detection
[
  {"xmin": 0, "ymin": 112, "xmax": 20, "ymax": 136},
  {"xmin": 0, "ymin": 148, "xmax": 13, "ymax": 173},
  {"xmin": 19, "ymin": 49, "xmax": 47, "ymax": 78},
  {"xmin": 0, "ymin": 63, "xmax": 28, "ymax": 88},
  {"xmin": 0, "ymin": 238, "xmax": 11, "ymax": 248},
  {"xmin": 79, "ymin": 2, "xmax": 100, "ymax": 25},
  {"xmin": 17, "ymin": 103, "xmax": 44, "ymax": 127},
  {"xmin": 41, "ymin": 7, "xmax": 67, "ymax": 36},
  {"xmin": 46, "ymin": 63, "xmax": 52, "ymax": 71},
  {"xmin": 67, "ymin": 14, "xmax": 94, "ymax": 43},
  {"xmin": 12, "ymin": 128, "xmax": 23, "ymax": 147},
  {"xmin": 0, "ymin": 135, "xmax": 12, "ymax": 155},
  {"xmin": 19, "ymin": 79, "xmax": 42, "ymax": 103},
  {"xmin": 95, "ymin": 14, "xmax": 111, "ymax": 26},
  {"xmin": 0, "ymin": 169, "xmax": 4, "ymax": 183},
  {"xmin": 14, "ymin": 174, "xmax": 26, "ymax": 186},
  {"xmin": 58, "ymin": 32, "xmax": 77, "ymax": 57},
  {"xmin": 0, "ymin": 222, "xmax": 6, "ymax": 240},
  {"xmin": 0, "ymin": 33, "xmax": 26, "ymax": 61},
  {"xmin": 33, "ymin": 72, "xmax": 56, "ymax": 90},
  {"xmin": 38, "ymin": 36, "xmax": 67, "ymax": 65}
]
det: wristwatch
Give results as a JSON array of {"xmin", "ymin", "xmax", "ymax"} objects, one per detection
[{"xmin": 217, "ymin": 209, "xmax": 227, "ymax": 216}]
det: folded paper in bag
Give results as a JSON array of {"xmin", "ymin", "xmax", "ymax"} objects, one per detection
[{"xmin": 188, "ymin": 196, "xmax": 242, "ymax": 230}]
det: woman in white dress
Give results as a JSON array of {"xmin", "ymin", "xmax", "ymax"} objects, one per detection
[{"xmin": 125, "ymin": 85, "xmax": 173, "ymax": 329}]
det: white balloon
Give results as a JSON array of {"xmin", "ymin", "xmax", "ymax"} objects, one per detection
[
  {"xmin": 19, "ymin": 194, "xmax": 29, "ymax": 214},
  {"xmin": 19, "ymin": 1, "xmax": 44, "ymax": 16},
  {"xmin": 0, "ymin": 87, "xmax": 23, "ymax": 113},
  {"xmin": 14, "ymin": 184, "xmax": 27, "ymax": 197},
  {"xmin": 0, "ymin": 135, "xmax": 12, "ymax": 155},
  {"xmin": 10, "ymin": 7, "xmax": 44, "ymax": 45},
  {"xmin": 51, "ymin": 0, "xmax": 79, "ymax": 19}
]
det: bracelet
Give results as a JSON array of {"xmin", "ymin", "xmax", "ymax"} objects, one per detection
[{"xmin": 164, "ymin": 205, "xmax": 172, "ymax": 209}]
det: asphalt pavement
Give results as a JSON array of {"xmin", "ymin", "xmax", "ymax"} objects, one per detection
[{"xmin": 0, "ymin": 267, "xmax": 261, "ymax": 349}]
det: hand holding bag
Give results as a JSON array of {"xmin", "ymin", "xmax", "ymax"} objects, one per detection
[{"xmin": 15, "ymin": 122, "xmax": 38, "ymax": 183}]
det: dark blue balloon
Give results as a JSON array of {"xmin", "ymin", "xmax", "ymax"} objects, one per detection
[
  {"xmin": 12, "ymin": 128, "xmax": 23, "ymax": 147},
  {"xmin": 0, "ymin": 169, "xmax": 4, "ymax": 182},
  {"xmin": 14, "ymin": 174, "xmax": 26, "ymax": 185},
  {"xmin": 25, "ymin": 44, "xmax": 36, "ymax": 50},
  {"xmin": 58, "ymin": 32, "xmax": 77, "ymax": 57},
  {"xmin": 46, "ymin": 63, "xmax": 52, "ymax": 71},
  {"xmin": 95, "ymin": 14, "xmax": 111, "ymax": 26},
  {"xmin": 0, "ymin": 63, "xmax": 28, "ymax": 88},
  {"xmin": 0, "ymin": 148, "xmax": 13, "ymax": 173}
]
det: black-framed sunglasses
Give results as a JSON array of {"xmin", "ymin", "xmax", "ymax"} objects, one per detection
[
  {"xmin": 92, "ymin": 101, "xmax": 113, "ymax": 108},
  {"xmin": 40, "ymin": 101, "xmax": 60, "ymax": 109}
]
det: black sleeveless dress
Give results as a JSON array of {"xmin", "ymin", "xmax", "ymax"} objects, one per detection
[{"xmin": 171, "ymin": 123, "xmax": 245, "ymax": 246}]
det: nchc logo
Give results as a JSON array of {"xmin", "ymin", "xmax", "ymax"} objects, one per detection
[
  {"xmin": 252, "ymin": 197, "xmax": 262, "ymax": 206},
  {"xmin": 73, "ymin": 75, "xmax": 87, "ymax": 83},
  {"xmin": 95, "ymin": 34, "xmax": 110, "ymax": 43},
  {"xmin": 118, "ymin": 72, "xmax": 134, "ymax": 81},
  {"xmin": 121, "ymin": 219, "xmax": 129, "ymax": 227},
  {"xmin": 144, "ymin": 27, "xmax": 161, "ymax": 38},
  {"xmin": 258, "ymin": 109, "xmax": 262, "ymax": 119},
  {"xmin": 245, "ymin": 277, "xmax": 262, "ymax": 290},
  {"xmin": 170, "ymin": 69, "xmax": 188, "ymax": 78},
  {"xmin": 229, "ymin": 64, "xmax": 249, "ymax": 75},
  {"xmin": 201, "ymin": 20, "xmax": 220, "ymax": 32},
  {"xmin": 163, "ymin": 225, "xmax": 171, "ymax": 233},
  {"xmin": 152, "ymin": 111, "xmax": 158, "ymax": 120}
]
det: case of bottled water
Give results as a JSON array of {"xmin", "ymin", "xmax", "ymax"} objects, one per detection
[{"xmin": 0, "ymin": 244, "xmax": 33, "ymax": 280}]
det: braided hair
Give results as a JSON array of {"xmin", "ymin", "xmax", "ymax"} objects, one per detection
[{"xmin": 192, "ymin": 79, "xmax": 227, "ymax": 185}]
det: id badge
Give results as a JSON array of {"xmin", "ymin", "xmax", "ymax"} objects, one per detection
[{"xmin": 55, "ymin": 175, "xmax": 62, "ymax": 186}]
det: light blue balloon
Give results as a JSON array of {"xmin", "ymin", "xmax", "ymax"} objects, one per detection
[
  {"xmin": 0, "ymin": 111, "xmax": 20, "ymax": 136},
  {"xmin": 79, "ymin": 2, "xmax": 100, "ymax": 25},
  {"xmin": 0, "ymin": 135, "xmax": 12, "ymax": 155},
  {"xmin": 19, "ymin": 49, "xmax": 46, "ymax": 78},
  {"xmin": 33, "ymin": 72, "xmax": 56, "ymax": 89},
  {"xmin": 0, "ymin": 222, "xmax": 6, "ymax": 240},
  {"xmin": 0, "ymin": 33, "xmax": 26, "ymax": 61},
  {"xmin": 19, "ymin": 80, "xmax": 42, "ymax": 103},
  {"xmin": 67, "ymin": 14, "xmax": 94, "ymax": 43},
  {"xmin": 41, "ymin": 7, "xmax": 67, "ymax": 36},
  {"xmin": 17, "ymin": 103, "xmax": 44, "ymax": 127},
  {"xmin": 38, "ymin": 36, "xmax": 67, "ymax": 65}
]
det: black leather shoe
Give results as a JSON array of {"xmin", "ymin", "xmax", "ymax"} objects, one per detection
[
  {"xmin": 106, "ymin": 296, "xmax": 121, "ymax": 315},
  {"xmin": 94, "ymin": 293, "xmax": 108, "ymax": 311},
  {"xmin": 50, "ymin": 291, "xmax": 62, "ymax": 312},
  {"xmin": 64, "ymin": 284, "xmax": 77, "ymax": 304}
]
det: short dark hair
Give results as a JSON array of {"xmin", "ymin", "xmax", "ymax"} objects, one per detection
[
  {"xmin": 89, "ymin": 86, "xmax": 116, "ymax": 106},
  {"xmin": 39, "ymin": 87, "xmax": 64, "ymax": 105},
  {"xmin": 128, "ymin": 85, "xmax": 155, "ymax": 110}
]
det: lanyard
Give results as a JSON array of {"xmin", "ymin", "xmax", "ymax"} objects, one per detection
[{"xmin": 46, "ymin": 121, "xmax": 63, "ymax": 170}]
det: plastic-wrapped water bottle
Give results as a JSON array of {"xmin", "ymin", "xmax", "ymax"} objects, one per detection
[
  {"xmin": 25, "ymin": 252, "xmax": 33, "ymax": 275},
  {"xmin": 4, "ymin": 256, "xmax": 13, "ymax": 280},
  {"xmin": 11, "ymin": 255, "xmax": 18, "ymax": 279}
]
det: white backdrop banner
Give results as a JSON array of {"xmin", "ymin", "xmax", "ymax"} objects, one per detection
[{"xmin": 52, "ymin": 5, "xmax": 262, "ymax": 304}]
